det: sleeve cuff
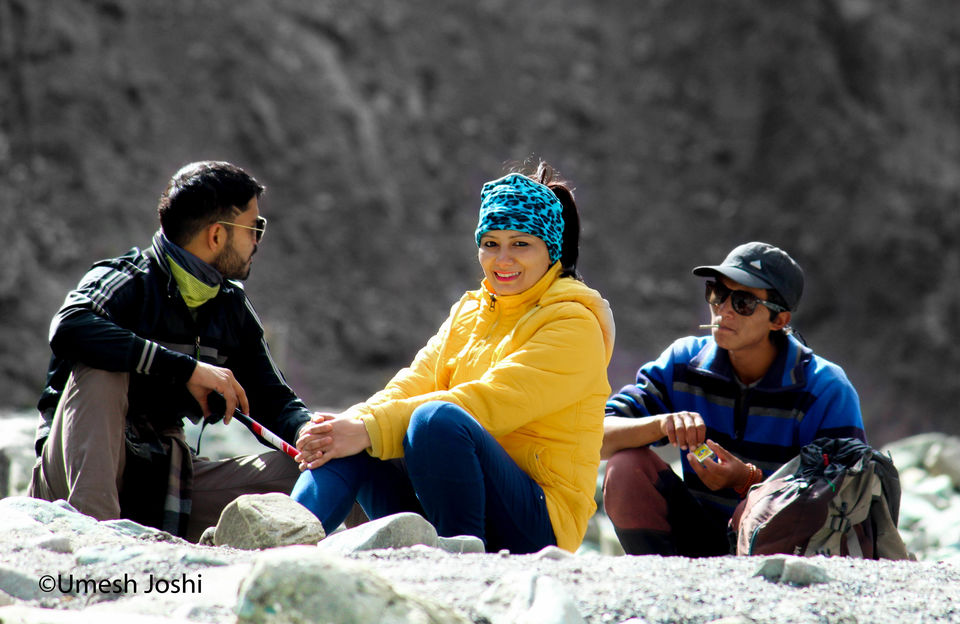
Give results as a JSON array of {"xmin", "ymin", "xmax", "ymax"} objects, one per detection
[
  {"xmin": 361, "ymin": 413, "xmax": 382, "ymax": 458},
  {"xmin": 148, "ymin": 342, "xmax": 197, "ymax": 383}
]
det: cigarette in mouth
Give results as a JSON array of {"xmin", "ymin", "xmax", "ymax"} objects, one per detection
[{"xmin": 699, "ymin": 324, "xmax": 719, "ymax": 329}]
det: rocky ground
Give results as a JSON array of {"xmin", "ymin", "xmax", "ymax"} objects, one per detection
[
  {"xmin": 3, "ymin": 411, "xmax": 960, "ymax": 623},
  {"xmin": 0, "ymin": 495, "xmax": 959, "ymax": 624}
]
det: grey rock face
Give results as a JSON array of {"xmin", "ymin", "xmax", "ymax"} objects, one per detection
[
  {"xmin": 317, "ymin": 512, "xmax": 438, "ymax": 555},
  {"xmin": 213, "ymin": 493, "xmax": 324, "ymax": 550},
  {"xmin": 235, "ymin": 545, "xmax": 468, "ymax": 624}
]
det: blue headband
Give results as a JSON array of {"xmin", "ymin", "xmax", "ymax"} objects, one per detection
[{"xmin": 475, "ymin": 173, "xmax": 564, "ymax": 263}]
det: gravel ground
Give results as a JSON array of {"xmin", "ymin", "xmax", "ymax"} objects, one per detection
[
  {"xmin": 3, "ymin": 412, "xmax": 960, "ymax": 623},
  {"xmin": 350, "ymin": 547, "xmax": 960, "ymax": 624},
  {"xmin": 4, "ymin": 519, "xmax": 959, "ymax": 624}
]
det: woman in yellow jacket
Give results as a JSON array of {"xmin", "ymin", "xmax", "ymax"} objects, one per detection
[{"xmin": 292, "ymin": 162, "xmax": 615, "ymax": 553}]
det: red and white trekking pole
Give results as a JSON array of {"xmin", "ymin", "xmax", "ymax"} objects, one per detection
[
  {"xmin": 230, "ymin": 409, "xmax": 300, "ymax": 461},
  {"xmin": 206, "ymin": 392, "xmax": 299, "ymax": 460}
]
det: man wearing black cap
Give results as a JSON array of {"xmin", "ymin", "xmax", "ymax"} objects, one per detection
[{"xmin": 600, "ymin": 242, "xmax": 866, "ymax": 556}]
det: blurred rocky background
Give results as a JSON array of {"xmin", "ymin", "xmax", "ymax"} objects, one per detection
[{"xmin": 1, "ymin": 0, "xmax": 959, "ymax": 449}]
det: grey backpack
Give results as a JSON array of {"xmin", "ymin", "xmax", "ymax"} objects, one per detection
[{"xmin": 730, "ymin": 438, "xmax": 910, "ymax": 559}]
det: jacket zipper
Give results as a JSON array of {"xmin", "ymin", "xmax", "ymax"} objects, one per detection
[{"xmin": 485, "ymin": 293, "xmax": 500, "ymax": 339}]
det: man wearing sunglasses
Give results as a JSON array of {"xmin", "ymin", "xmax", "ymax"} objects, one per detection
[
  {"xmin": 600, "ymin": 242, "xmax": 865, "ymax": 556},
  {"xmin": 29, "ymin": 161, "xmax": 312, "ymax": 542}
]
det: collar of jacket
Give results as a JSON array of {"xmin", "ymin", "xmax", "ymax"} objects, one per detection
[
  {"xmin": 688, "ymin": 332, "xmax": 813, "ymax": 391},
  {"xmin": 479, "ymin": 261, "xmax": 562, "ymax": 314},
  {"xmin": 147, "ymin": 236, "xmax": 179, "ymax": 298},
  {"xmin": 147, "ymin": 235, "xmax": 239, "ymax": 302}
]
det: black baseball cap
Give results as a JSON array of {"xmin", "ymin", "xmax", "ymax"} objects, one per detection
[{"xmin": 692, "ymin": 242, "xmax": 804, "ymax": 310}]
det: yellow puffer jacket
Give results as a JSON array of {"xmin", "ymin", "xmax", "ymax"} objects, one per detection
[{"xmin": 348, "ymin": 263, "xmax": 615, "ymax": 551}]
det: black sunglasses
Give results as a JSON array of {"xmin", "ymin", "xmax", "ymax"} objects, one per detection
[
  {"xmin": 705, "ymin": 280, "xmax": 787, "ymax": 316},
  {"xmin": 217, "ymin": 216, "xmax": 267, "ymax": 242}
]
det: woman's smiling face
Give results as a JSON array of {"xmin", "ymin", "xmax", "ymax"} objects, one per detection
[{"xmin": 478, "ymin": 229, "xmax": 552, "ymax": 296}]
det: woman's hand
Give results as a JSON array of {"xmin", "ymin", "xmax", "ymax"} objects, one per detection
[
  {"xmin": 295, "ymin": 412, "xmax": 371, "ymax": 471},
  {"xmin": 686, "ymin": 439, "xmax": 750, "ymax": 491},
  {"xmin": 658, "ymin": 411, "xmax": 706, "ymax": 451}
]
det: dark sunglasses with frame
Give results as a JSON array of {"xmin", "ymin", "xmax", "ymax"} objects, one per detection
[
  {"xmin": 216, "ymin": 216, "xmax": 267, "ymax": 242},
  {"xmin": 705, "ymin": 279, "xmax": 788, "ymax": 316}
]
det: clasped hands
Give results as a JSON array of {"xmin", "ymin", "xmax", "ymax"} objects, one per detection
[
  {"xmin": 186, "ymin": 361, "xmax": 369, "ymax": 472},
  {"xmin": 294, "ymin": 412, "xmax": 372, "ymax": 471},
  {"xmin": 659, "ymin": 411, "xmax": 751, "ymax": 492}
]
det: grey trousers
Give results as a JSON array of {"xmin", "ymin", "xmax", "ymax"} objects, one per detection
[{"xmin": 29, "ymin": 364, "xmax": 301, "ymax": 542}]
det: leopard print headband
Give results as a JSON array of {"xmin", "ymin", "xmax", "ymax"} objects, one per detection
[{"xmin": 475, "ymin": 173, "xmax": 564, "ymax": 263}]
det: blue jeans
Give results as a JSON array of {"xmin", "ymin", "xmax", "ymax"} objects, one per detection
[{"xmin": 291, "ymin": 401, "xmax": 556, "ymax": 553}]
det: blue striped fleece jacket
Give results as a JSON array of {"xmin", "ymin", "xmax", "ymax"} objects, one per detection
[{"xmin": 605, "ymin": 333, "xmax": 865, "ymax": 520}]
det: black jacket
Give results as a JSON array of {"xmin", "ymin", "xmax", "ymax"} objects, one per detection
[{"xmin": 35, "ymin": 235, "xmax": 310, "ymax": 454}]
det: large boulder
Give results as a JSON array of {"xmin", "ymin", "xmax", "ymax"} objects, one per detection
[
  {"xmin": 213, "ymin": 493, "xmax": 324, "ymax": 550},
  {"xmin": 316, "ymin": 512, "xmax": 437, "ymax": 555},
  {"xmin": 235, "ymin": 545, "xmax": 468, "ymax": 624}
]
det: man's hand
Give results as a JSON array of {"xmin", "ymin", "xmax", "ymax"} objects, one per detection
[
  {"xmin": 186, "ymin": 361, "xmax": 248, "ymax": 425},
  {"xmin": 295, "ymin": 412, "xmax": 371, "ymax": 471},
  {"xmin": 686, "ymin": 439, "xmax": 751, "ymax": 491},
  {"xmin": 659, "ymin": 411, "xmax": 706, "ymax": 451}
]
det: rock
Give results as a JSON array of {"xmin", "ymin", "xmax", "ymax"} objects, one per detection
[
  {"xmin": 213, "ymin": 493, "xmax": 324, "ymax": 550},
  {"xmin": 50, "ymin": 500, "xmax": 81, "ymax": 514},
  {"xmin": 0, "ymin": 415, "xmax": 40, "ymax": 499},
  {"xmin": 0, "ymin": 565, "xmax": 61, "ymax": 601},
  {"xmin": 899, "ymin": 490, "xmax": 943, "ymax": 529},
  {"xmin": 316, "ymin": 512, "xmax": 438, "ymax": 555},
  {"xmin": 437, "ymin": 535, "xmax": 485, "ymax": 554},
  {"xmin": 178, "ymin": 551, "xmax": 233, "ymax": 567},
  {"xmin": 909, "ymin": 496, "xmax": 960, "ymax": 553},
  {"xmin": 882, "ymin": 433, "xmax": 947, "ymax": 471},
  {"xmin": 476, "ymin": 571, "xmax": 585, "ymax": 624},
  {"xmin": 910, "ymin": 474, "xmax": 956, "ymax": 509},
  {"xmin": 102, "ymin": 519, "xmax": 167, "ymax": 539},
  {"xmin": 924, "ymin": 436, "xmax": 960, "ymax": 489},
  {"xmin": 755, "ymin": 557, "xmax": 831, "ymax": 586},
  {"xmin": 534, "ymin": 546, "xmax": 573, "ymax": 561},
  {"xmin": 0, "ymin": 497, "xmax": 98, "ymax": 534},
  {"xmin": 74, "ymin": 545, "xmax": 150, "ymax": 565},
  {"xmin": 235, "ymin": 545, "xmax": 468, "ymax": 624},
  {"xmin": 29, "ymin": 534, "xmax": 73, "ymax": 554},
  {"xmin": 198, "ymin": 526, "xmax": 216, "ymax": 546}
]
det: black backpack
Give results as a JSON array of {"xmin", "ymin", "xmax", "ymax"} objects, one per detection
[{"xmin": 730, "ymin": 437, "xmax": 910, "ymax": 559}]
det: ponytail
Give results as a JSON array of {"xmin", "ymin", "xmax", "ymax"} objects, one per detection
[{"xmin": 530, "ymin": 161, "xmax": 582, "ymax": 280}]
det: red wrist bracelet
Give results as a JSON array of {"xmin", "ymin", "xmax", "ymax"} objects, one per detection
[{"xmin": 735, "ymin": 463, "xmax": 762, "ymax": 497}]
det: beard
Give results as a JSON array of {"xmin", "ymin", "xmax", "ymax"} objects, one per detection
[{"xmin": 212, "ymin": 239, "xmax": 255, "ymax": 280}]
